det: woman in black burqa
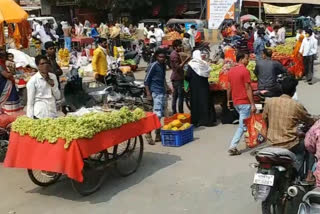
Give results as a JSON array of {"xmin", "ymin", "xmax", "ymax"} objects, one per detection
[{"xmin": 186, "ymin": 50, "xmax": 216, "ymax": 127}]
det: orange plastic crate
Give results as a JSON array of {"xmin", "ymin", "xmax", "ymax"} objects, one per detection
[{"xmin": 164, "ymin": 113, "xmax": 191, "ymax": 125}]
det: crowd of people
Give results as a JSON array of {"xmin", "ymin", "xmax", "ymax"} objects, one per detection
[
  {"xmin": 221, "ymin": 21, "xmax": 319, "ymax": 84},
  {"xmin": 1, "ymin": 15, "xmax": 320, "ymax": 185}
]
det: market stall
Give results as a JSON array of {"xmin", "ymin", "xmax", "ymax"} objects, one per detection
[
  {"xmin": 4, "ymin": 110, "xmax": 161, "ymax": 195},
  {"xmin": 0, "ymin": 0, "xmax": 31, "ymax": 49}
]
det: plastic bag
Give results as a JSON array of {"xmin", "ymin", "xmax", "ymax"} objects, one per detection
[{"xmin": 244, "ymin": 114, "xmax": 267, "ymax": 148}]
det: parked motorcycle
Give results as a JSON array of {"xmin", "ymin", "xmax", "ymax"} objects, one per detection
[
  {"xmin": 250, "ymin": 125, "xmax": 314, "ymax": 214},
  {"xmin": 0, "ymin": 113, "xmax": 23, "ymax": 162},
  {"xmin": 0, "ymin": 124, "xmax": 10, "ymax": 162}
]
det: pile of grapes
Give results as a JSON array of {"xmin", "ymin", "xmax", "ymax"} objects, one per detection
[
  {"xmin": 271, "ymin": 37, "xmax": 296, "ymax": 56},
  {"xmin": 208, "ymin": 63, "xmax": 223, "ymax": 83},
  {"xmin": 12, "ymin": 107, "xmax": 146, "ymax": 149},
  {"xmin": 247, "ymin": 61, "xmax": 257, "ymax": 81}
]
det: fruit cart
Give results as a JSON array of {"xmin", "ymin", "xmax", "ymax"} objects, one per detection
[{"xmin": 4, "ymin": 112, "xmax": 161, "ymax": 196}]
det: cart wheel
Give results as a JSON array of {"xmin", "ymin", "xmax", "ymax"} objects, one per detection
[
  {"xmin": 27, "ymin": 170, "xmax": 62, "ymax": 187},
  {"xmin": 71, "ymin": 158, "xmax": 107, "ymax": 196},
  {"xmin": 114, "ymin": 136, "xmax": 144, "ymax": 177}
]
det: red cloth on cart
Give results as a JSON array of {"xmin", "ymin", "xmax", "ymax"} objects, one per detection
[
  {"xmin": 209, "ymin": 82, "xmax": 258, "ymax": 92},
  {"xmin": 4, "ymin": 113, "xmax": 161, "ymax": 182},
  {"xmin": 72, "ymin": 37, "xmax": 94, "ymax": 45}
]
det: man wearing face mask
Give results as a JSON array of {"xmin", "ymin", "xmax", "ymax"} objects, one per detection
[
  {"xmin": 27, "ymin": 55, "xmax": 61, "ymax": 119},
  {"xmin": 300, "ymin": 29, "xmax": 318, "ymax": 85}
]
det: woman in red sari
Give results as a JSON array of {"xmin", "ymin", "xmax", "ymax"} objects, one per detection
[{"xmin": 0, "ymin": 46, "xmax": 22, "ymax": 115}]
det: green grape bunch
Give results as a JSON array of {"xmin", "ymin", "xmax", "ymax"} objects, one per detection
[{"xmin": 12, "ymin": 107, "xmax": 146, "ymax": 149}]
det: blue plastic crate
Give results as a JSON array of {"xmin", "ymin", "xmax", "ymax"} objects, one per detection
[{"xmin": 161, "ymin": 125, "xmax": 194, "ymax": 147}]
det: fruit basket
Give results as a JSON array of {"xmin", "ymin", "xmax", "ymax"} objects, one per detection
[
  {"xmin": 164, "ymin": 113, "xmax": 191, "ymax": 125},
  {"xmin": 161, "ymin": 125, "xmax": 194, "ymax": 147}
]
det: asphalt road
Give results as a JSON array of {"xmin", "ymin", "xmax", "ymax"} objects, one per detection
[{"xmin": 0, "ymin": 62, "xmax": 319, "ymax": 214}]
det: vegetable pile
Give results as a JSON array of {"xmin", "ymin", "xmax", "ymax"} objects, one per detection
[
  {"xmin": 208, "ymin": 63, "xmax": 223, "ymax": 83},
  {"xmin": 270, "ymin": 37, "xmax": 296, "ymax": 56},
  {"xmin": 163, "ymin": 115, "xmax": 191, "ymax": 131},
  {"xmin": 12, "ymin": 107, "xmax": 146, "ymax": 149},
  {"xmin": 208, "ymin": 61, "xmax": 257, "ymax": 84},
  {"xmin": 247, "ymin": 61, "xmax": 257, "ymax": 81}
]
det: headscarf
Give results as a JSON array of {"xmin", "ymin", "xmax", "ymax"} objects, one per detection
[{"xmin": 188, "ymin": 50, "xmax": 211, "ymax": 78}]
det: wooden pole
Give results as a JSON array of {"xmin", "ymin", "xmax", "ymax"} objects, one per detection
[{"xmin": 259, "ymin": 0, "xmax": 262, "ymax": 22}]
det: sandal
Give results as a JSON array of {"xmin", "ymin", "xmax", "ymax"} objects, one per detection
[
  {"xmin": 228, "ymin": 148, "xmax": 241, "ymax": 156},
  {"xmin": 145, "ymin": 133, "xmax": 155, "ymax": 145}
]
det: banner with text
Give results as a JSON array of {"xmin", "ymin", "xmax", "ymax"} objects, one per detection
[{"xmin": 208, "ymin": 0, "xmax": 235, "ymax": 29}]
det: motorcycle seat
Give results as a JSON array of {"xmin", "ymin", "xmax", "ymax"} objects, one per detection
[{"xmin": 257, "ymin": 147, "xmax": 296, "ymax": 162}]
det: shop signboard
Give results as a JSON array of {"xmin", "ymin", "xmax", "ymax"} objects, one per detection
[{"xmin": 207, "ymin": 0, "xmax": 237, "ymax": 29}]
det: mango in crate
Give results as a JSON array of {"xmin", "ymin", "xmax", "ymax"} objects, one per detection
[
  {"xmin": 162, "ymin": 124, "xmax": 172, "ymax": 130},
  {"xmin": 180, "ymin": 123, "xmax": 191, "ymax": 130},
  {"xmin": 171, "ymin": 127, "xmax": 179, "ymax": 131},
  {"xmin": 170, "ymin": 120, "xmax": 182, "ymax": 128},
  {"xmin": 177, "ymin": 114, "xmax": 187, "ymax": 120}
]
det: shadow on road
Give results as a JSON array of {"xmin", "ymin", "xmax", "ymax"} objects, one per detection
[{"xmin": 25, "ymin": 152, "xmax": 181, "ymax": 204}]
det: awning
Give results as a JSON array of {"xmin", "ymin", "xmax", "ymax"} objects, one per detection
[
  {"xmin": 243, "ymin": 0, "xmax": 320, "ymax": 5},
  {"xmin": 0, "ymin": 0, "xmax": 28, "ymax": 23},
  {"xmin": 264, "ymin": 3, "xmax": 302, "ymax": 15},
  {"xmin": 22, "ymin": 6, "xmax": 41, "ymax": 12}
]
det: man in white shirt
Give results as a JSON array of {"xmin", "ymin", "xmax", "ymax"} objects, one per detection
[
  {"xmin": 300, "ymin": 29, "xmax": 318, "ymax": 84},
  {"xmin": 74, "ymin": 18, "xmax": 84, "ymax": 37},
  {"xmin": 27, "ymin": 55, "xmax": 61, "ymax": 119},
  {"xmin": 155, "ymin": 25, "xmax": 165, "ymax": 47},
  {"xmin": 32, "ymin": 22, "xmax": 58, "ymax": 55},
  {"xmin": 277, "ymin": 25, "xmax": 286, "ymax": 44},
  {"xmin": 147, "ymin": 25, "xmax": 156, "ymax": 39},
  {"xmin": 187, "ymin": 25, "xmax": 197, "ymax": 49}
]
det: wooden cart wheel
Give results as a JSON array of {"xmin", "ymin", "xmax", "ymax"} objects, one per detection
[
  {"xmin": 71, "ymin": 155, "xmax": 108, "ymax": 196},
  {"xmin": 114, "ymin": 135, "xmax": 144, "ymax": 177},
  {"xmin": 28, "ymin": 170, "xmax": 62, "ymax": 187}
]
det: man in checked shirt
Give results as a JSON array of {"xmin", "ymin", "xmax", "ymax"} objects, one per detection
[{"xmin": 263, "ymin": 76, "xmax": 317, "ymax": 181}]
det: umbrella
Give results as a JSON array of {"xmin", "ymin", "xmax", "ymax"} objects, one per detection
[
  {"xmin": 241, "ymin": 14, "xmax": 259, "ymax": 22},
  {"xmin": 0, "ymin": 0, "xmax": 28, "ymax": 23}
]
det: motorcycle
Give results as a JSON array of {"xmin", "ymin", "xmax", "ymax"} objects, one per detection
[
  {"xmin": 63, "ymin": 60, "xmax": 151, "ymax": 114},
  {"xmin": 0, "ymin": 113, "xmax": 24, "ymax": 162},
  {"xmin": 0, "ymin": 124, "xmax": 10, "ymax": 162},
  {"xmin": 250, "ymin": 124, "xmax": 315, "ymax": 214},
  {"xmin": 140, "ymin": 40, "xmax": 172, "ymax": 68}
]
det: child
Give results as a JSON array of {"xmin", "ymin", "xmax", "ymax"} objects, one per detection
[{"xmin": 6, "ymin": 53, "xmax": 16, "ymax": 75}]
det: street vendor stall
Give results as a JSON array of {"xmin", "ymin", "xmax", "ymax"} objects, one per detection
[
  {"xmin": 4, "ymin": 109, "xmax": 161, "ymax": 196},
  {"xmin": 0, "ymin": 0, "xmax": 31, "ymax": 49}
]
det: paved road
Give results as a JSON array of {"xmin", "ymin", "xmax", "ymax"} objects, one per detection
[{"xmin": 0, "ymin": 63, "xmax": 319, "ymax": 214}]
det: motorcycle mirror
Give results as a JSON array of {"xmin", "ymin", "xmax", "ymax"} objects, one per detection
[{"xmin": 249, "ymin": 163, "xmax": 259, "ymax": 168}]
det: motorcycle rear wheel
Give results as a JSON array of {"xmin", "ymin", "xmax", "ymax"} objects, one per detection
[{"xmin": 262, "ymin": 197, "xmax": 285, "ymax": 214}]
